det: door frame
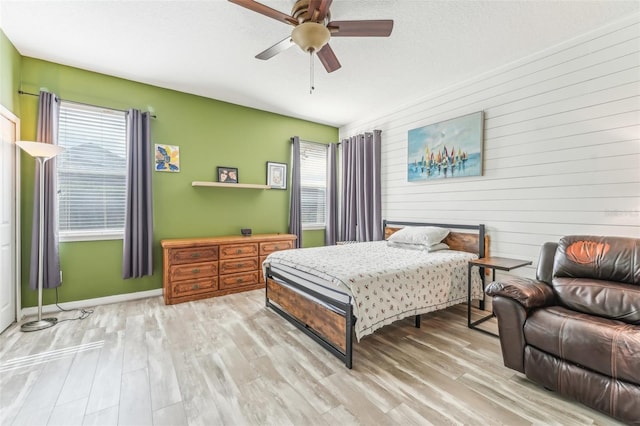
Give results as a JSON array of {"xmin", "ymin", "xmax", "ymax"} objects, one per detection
[{"xmin": 0, "ymin": 104, "xmax": 22, "ymax": 328}]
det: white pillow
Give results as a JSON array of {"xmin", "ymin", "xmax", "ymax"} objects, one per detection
[
  {"xmin": 387, "ymin": 226, "xmax": 449, "ymax": 246},
  {"xmin": 387, "ymin": 241, "xmax": 450, "ymax": 252}
]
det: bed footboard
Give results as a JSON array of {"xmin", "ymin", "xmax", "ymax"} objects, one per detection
[{"xmin": 265, "ymin": 274, "xmax": 354, "ymax": 369}]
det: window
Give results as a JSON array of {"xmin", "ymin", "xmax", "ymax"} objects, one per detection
[
  {"xmin": 57, "ymin": 102, "xmax": 127, "ymax": 241},
  {"xmin": 300, "ymin": 141, "xmax": 327, "ymax": 229}
]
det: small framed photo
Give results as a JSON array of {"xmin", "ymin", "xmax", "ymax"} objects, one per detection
[
  {"xmin": 266, "ymin": 161, "xmax": 287, "ymax": 189},
  {"xmin": 217, "ymin": 166, "xmax": 238, "ymax": 183}
]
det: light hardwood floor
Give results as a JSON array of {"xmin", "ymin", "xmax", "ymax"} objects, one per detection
[{"xmin": 0, "ymin": 290, "xmax": 622, "ymax": 426}]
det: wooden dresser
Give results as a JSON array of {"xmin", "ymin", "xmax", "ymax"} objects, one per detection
[{"xmin": 161, "ymin": 234, "xmax": 296, "ymax": 305}]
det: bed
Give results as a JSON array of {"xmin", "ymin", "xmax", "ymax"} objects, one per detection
[{"xmin": 263, "ymin": 221, "xmax": 487, "ymax": 368}]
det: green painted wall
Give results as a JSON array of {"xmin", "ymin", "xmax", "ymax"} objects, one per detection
[
  {"xmin": 0, "ymin": 28, "xmax": 21, "ymax": 114},
  {"xmin": 19, "ymin": 57, "xmax": 337, "ymax": 307}
]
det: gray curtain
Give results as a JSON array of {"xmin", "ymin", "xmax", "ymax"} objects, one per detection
[
  {"xmin": 30, "ymin": 91, "xmax": 62, "ymax": 290},
  {"xmin": 288, "ymin": 136, "xmax": 302, "ymax": 248},
  {"xmin": 325, "ymin": 143, "xmax": 338, "ymax": 245},
  {"xmin": 339, "ymin": 130, "xmax": 382, "ymax": 242},
  {"xmin": 340, "ymin": 134, "xmax": 357, "ymax": 241},
  {"xmin": 122, "ymin": 109, "xmax": 154, "ymax": 279}
]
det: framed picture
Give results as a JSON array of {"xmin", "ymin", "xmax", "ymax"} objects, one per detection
[
  {"xmin": 266, "ymin": 161, "xmax": 287, "ymax": 189},
  {"xmin": 155, "ymin": 144, "xmax": 180, "ymax": 172},
  {"xmin": 407, "ymin": 111, "xmax": 484, "ymax": 182},
  {"xmin": 217, "ymin": 166, "xmax": 238, "ymax": 183}
]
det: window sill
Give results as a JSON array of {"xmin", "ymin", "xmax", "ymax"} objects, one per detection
[{"xmin": 60, "ymin": 232, "xmax": 123, "ymax": 243}]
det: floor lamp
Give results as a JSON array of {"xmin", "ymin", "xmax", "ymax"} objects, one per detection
[{"xmin": 17, "ymin": 141, "xmax": 65, "ymax": 332}]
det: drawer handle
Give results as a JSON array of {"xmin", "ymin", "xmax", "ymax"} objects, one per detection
[
  {"xmin": 236, "ymin": 249, "xmax": 242, "ymax": 254},
  {"xmin": 192, "ymin": 268, "xmax": 200, "ymax": 274},
  {"xmin": 237, "ymin": 263, "xmax": 244, "ymax": 268},
  {"xmin": 192, "ymin": 284, "xmax": 200, "ymax": 290},
  {"xmin": 191, "ymin": 253, "xmax": 201, "ymax": 258},
  {"xmin": 236, "ymin": 278, "xmax": 244, "ymax": 283}
]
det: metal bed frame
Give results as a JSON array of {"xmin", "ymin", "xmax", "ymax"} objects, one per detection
[{"xmin": 264, "ymin": 221, "xmax": 486, "ymax": 369}]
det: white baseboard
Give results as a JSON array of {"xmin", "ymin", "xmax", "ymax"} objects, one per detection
[{"xmin": 20, "ymin": 288, "xmax": 163, "ymax": 318}]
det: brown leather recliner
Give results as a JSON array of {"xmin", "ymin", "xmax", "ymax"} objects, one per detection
[{"xmin": 486, "ymin": 235, "xmax": 640, "ymax": 424}]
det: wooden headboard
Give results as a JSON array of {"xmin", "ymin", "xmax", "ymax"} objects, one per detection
[{"xmin": 383, "ymin": 220, "xmax": 488, "ymax": 258}]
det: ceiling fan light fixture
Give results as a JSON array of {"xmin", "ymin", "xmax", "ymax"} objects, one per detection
[{"xmin": 291, "ymin": 22, "xmax": 330, "ymax": 52}]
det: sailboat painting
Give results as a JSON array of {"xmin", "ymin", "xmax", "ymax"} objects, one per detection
[{"xmin": 408, "ymin": 111, "xmax": 484, "ymax": 182}]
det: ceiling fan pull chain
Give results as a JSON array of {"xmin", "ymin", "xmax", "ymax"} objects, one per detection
[{"xmin": 310, "ymin": 51, "xmax": 315, "ymax": 94}]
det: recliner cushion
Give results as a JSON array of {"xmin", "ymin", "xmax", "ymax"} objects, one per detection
[
  {"xmin": 552, "ymin": 235, "xmax": 640, "ymax": 323},
  {"xmin": 552, "ymin": 277, "xmax": 640, "ymax": 324},
  {"xmin": 524, "ymin": 306, "xmax": 640, "ymax": 385},
  {"xmin": 554, "ymin": 235, "xmax": 639, "ymax": 285}
]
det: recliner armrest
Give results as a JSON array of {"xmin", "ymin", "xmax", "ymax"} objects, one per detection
[{"xmin": 486, "ymin": 277, "xmax": 555, "ymax": 309}]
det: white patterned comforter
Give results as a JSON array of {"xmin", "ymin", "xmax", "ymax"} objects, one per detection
[{"xmin": 264, "ymin": 241, "xmax": 483, "ymax": 341}]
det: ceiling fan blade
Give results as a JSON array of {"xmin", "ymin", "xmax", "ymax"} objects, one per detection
[
  {"xmin": 228, "ymin": 0, "xmax": 297, "ymax": 25},
  {"xmin": 328, "ymin": 20, "xmax": 394, "ymax": 37},
  {"xmin": 317, "ymin": 44, "xmax": 341, "ymax": 73},
  {"xmin": 255, "ymin": 37, "xmax": 294, "ymax": 60}
]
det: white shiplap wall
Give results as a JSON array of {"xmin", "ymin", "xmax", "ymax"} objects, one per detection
[{"xmin": 340, "ymin": 14, "xmax": 640, "ymax": 278}]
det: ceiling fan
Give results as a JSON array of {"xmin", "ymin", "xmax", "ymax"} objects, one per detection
[{"xmin": 228, "ymin": 0, "xmax": 394, "ymax": 74}]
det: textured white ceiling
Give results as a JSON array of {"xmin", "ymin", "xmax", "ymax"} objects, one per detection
[{"xmin": 1, "ymin": 0, "xmax": 638, "ymax": 127}]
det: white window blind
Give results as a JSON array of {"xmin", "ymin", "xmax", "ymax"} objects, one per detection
[
  {"xmin": 57, "ymin": 101, "xmax": 127, "ymax": 240},
  {"xmin": 300, "ymin": 141, "xmax": 327, "ymax": 229}
]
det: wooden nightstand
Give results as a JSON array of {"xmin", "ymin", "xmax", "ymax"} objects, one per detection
[{"xmin": 467, "ymin": 256, "xmax": 532, "ymax": 336}]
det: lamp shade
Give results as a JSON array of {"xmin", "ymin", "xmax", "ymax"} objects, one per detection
[
  {"xmin": 291, "ymin": 22, "xmax": 331, "ymax": 52},
  {"xmin": 16, "ymin": 141, "xmax": 65, "ymax": 159}
]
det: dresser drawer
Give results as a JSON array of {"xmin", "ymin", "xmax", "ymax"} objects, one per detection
[
  {"xmin": 219, "ymin": 257, "xmax": 259, "ymax": 275},
  {"xmin": 169, "ymin": 246, "xmax": 218, "ymax": 264},
  {"xmin": 171, "ymin": 277, "xmax": 218, "ymax": 297},
  {"xmin": 260, "ymin": 240, "xmax": 294, "ymax": 255},
  {"xmin": 219, "ymin": 243, "xmax": 259, "ymax": 259},
  {"xmin": 219, "ymin": 271, "xmax": 259, "ymax": 289},
  {"xmin": 169, "ymin": 261, "xmax": 218, "ymax": 282}
]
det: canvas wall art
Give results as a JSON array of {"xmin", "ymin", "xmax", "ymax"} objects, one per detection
[
  {"xmin": 155, "ymin": 144, "xmax": 180, "ymax": 172},
  {"xmin": 407, "ymin": 111, "xmax": 484, "ymax": 182}
]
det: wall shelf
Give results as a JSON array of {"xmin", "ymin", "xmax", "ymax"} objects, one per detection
[{"xmin": 192, "ymin": 181, "xmax": 271, "ymax": 190}]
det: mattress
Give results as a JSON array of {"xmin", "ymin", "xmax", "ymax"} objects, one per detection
[{"xmin": 264, "ymin": 241, "xmax": 483, "ymax": 340}]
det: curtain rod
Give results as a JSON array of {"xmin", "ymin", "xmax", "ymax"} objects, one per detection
[
  {"xmin": 18, "ymin": 90, "xmax": 157, "ymax": 119},
  {"xmin": 293, "ymin": 138, "xmax": 340, "ymax": 146}
]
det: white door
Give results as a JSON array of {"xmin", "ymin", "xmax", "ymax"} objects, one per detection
[{"xmin": 0, "ymin": 105, "xmax": 19, "ymax": 333}]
